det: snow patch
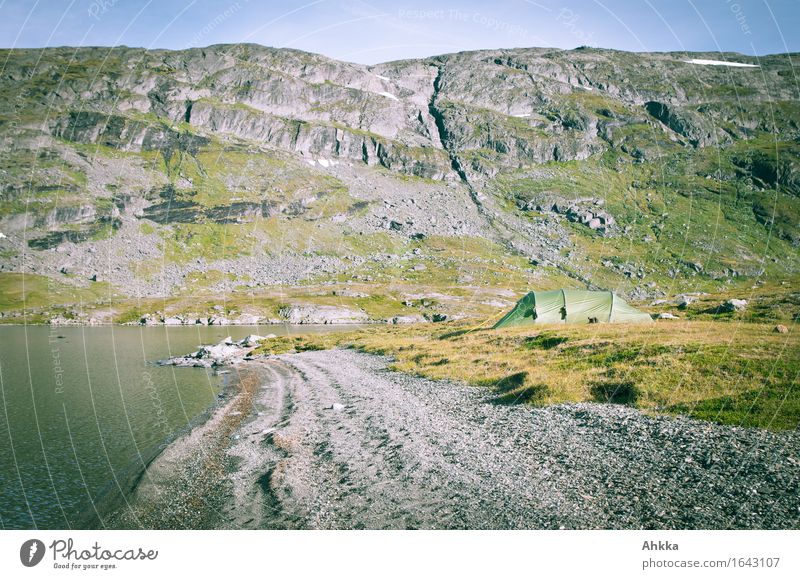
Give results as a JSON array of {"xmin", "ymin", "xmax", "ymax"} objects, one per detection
[
  {"xmin": 314, "ymin": 158, "xmax": 339, "ymax": 168},
  {"xmin": 684, "ymin": 58, "xmax": 758, "ymax": 68},
  {"xmin": 513, "ymin": 113, "xmax": 531, "ymax": 118},
  {"xmin": 378, "ymin": 91, "xmax": 399, "ymax": 101},
  {"xmin": 375, "ymin": 74, "xmax": 390, "ymax": 81},
  {"xmin": 0, "ymin": 232, "xmax": 6, "ymax": 239}
]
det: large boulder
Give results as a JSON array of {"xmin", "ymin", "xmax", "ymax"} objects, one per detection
[
  {"xmin": 196, "ymin": 339, "xmax": 241, "ymax": 362},
  {"xmin": 232, "ymin": 313, "xmax": 261, "ymax": 325},
  {"xmin": 657, "ymin": 312, "xmax": 680, "ymax": 319},
  {"xmin": 719, "ymin": 299, "xmax": 748, "ymax": 313}
]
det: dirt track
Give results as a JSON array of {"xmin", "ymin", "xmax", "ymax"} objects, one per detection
[{"xmin": 202, "ymin": 349, "xmax": 800, "ymax": 530}]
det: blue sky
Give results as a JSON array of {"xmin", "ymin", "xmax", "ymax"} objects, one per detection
[{"xmin": 0, "ymin": 0, "xmax": 797, "ymax": 63}]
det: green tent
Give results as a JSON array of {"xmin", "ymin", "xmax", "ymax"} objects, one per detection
[{"xmin": 493, "ymin": 289, "xmax": 652, "ymax": 328}]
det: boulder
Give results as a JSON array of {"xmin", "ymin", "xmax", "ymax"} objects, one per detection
[
  {"xmin": 389, "ymin": 314, "xmax": 426, "ymax": 324},
  {"xmin": 232, "ymin": 313, "xmax": 260, "ymax": 325},
  {"xmin": 565, "ymin": 207, "xmax": 581, "ymax": 222},
  {"xmin": 774, "ymin": 324, "xmax": 789, "ymax": 334},
  {"xmin": 160, "ymin": 333, "xmax": 276, "ymax": 367},
  {"xmin": 425, "ymin": 313, "xmax": 449, "ymax": 323},
  {"xmin": 719, "ymin": 299, "xmax": 748, "ymax": 313},
  {"xmin": 597, "ymin": 212, "xmax": 615, "ymax": 226},
  {"xmin": 587, "ymin": 218, "xmax": 603, "ymax": 230},
  {"xmin": 657, "ymin": 312, "xmax": 679, "ymax": 319},
  {"xmin": 192, "ymin": 339, "xmax": 242, "ymax": 364},
  {"xmin": 239, "ymin": 334, "xmax": 274, "ymax": 347},
  {"xmin": 163, "ymin": 316, "xmax": 184, "ymax": 325}
]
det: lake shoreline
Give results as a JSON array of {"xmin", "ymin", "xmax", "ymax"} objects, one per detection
[
  {"xmin": 102, "ymin": 363, "xmax": 264, "ymax": 529},
  {"xmin": 116, "ymin": 350, "xmax": 800, "ymax": 529},
  {"xmin": 85, "ymin": 366, "xmax": 240, "ymax": 529}
]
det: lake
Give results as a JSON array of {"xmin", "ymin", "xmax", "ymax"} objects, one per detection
[{"xmin": 0, "ymin": 324, "xmax": 352, "ymax": 529}]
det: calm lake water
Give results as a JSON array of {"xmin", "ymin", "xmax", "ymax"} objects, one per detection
[{"xmin": 0, "ymin": 324, "xmax": 351, "ymax": 529}]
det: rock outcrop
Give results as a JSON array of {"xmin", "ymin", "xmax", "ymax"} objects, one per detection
[
  {"xmin": 278, "ymin": 305, "xmax": 368, "ymax": 325},
  {"xmin": 160, "ymin": 334, "xmax": 275, "ymax": 367}
]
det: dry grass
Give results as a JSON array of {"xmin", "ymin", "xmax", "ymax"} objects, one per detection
[{"xmin": 268, "ymin": 319, "xmax": 799, "ymax": 431}]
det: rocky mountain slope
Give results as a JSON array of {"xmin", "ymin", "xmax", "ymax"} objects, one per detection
[{"xmin": 0, "ymin": 44, "xmax": 798, "ymax": 324}]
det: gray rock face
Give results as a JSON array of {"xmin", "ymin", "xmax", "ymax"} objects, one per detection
[
  {"xmin": 278, "ymin": 305, "xmax": 368, "ymax": 325},
  {"xmin": 644, "ymin": 101, "xmax": 729, "ymax": 147},
  {"xmin": 6, "ymin": 44, "xmax": 793, "ymax": 187},
  {"xmin": 1, "ymin": 43, "xmax": 799, "ymax": 310}
]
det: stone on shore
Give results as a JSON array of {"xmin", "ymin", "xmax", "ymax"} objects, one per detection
[{"xmin": 241, "ymin": 334, "xmax": 275, "ymax": 347}]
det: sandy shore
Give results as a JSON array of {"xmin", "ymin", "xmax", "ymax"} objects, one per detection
[{"xmin": 113, "ymin": 349, "xmax": 800, "ymax": 529}]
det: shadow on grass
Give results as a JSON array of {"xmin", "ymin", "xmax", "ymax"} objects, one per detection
[
  {"xmin": 438, "ymin": 328, "xmax": 474, "ymax": 340},
  {"xmin": 590, "ymin": 380, "xmax": 639, "ymax": 405},
  {"xmin": 667, "ymin": 387, "xmax": 800, "ymax": 430},
  {"xmin": 522, "ymin": 334, "xmax": 569, "ymax": 350},
  {"xmin": 485, "ymin": 371, "xmax": 549, "ymax": 405}
]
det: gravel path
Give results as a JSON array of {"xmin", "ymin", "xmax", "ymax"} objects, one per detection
[{"xmin": 214, "ymin": 349, "xmax": 800, "ymax": 530}]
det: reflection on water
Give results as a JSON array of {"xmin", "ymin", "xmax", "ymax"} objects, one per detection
[{"xmin": 0, "ymin": 324, "xmax": 352, "ymax": 529}]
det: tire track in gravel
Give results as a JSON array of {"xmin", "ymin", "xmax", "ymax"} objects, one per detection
[{"xmin": 219, "ymin": 349, "xmax": 800, "ymax": 529}]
